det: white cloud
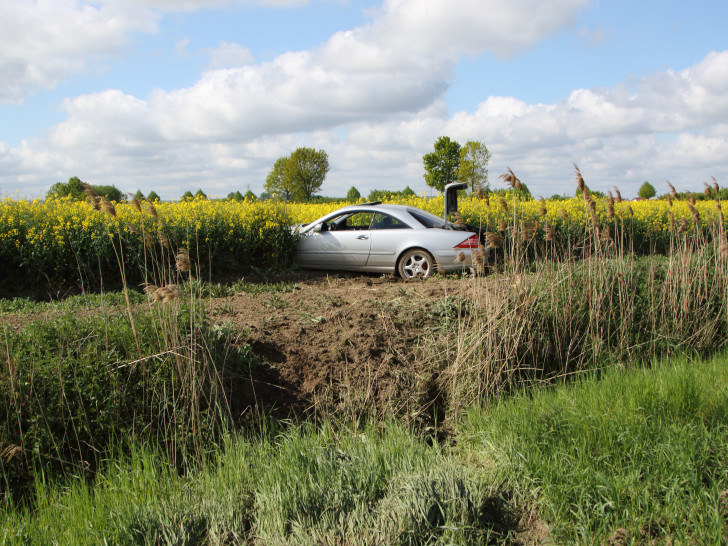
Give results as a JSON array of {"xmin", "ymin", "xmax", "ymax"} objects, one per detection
[
  {"xmin": 373, "ymin": 0, "xmax": 587, "ymax": 59},
  {"xmin": 0, "ymin": 0, "xmax": 158, "ymax": 103},
  {"xmin": 205, "ymin": 41, "xmax": 255, "ymax": 68},
  {"xmin": 101, "ymin": 0, "xmax": 589, "ymax": 143},
  {"xmin": 374, "ymin": 50, "xmax": 728, "ymax": 197},
  {"xmin": 0, "ymin": 0, "xmax": 315, "ymax": 104},
  {"xmin": 110, "ymin": 0, "xmax": 311, "ymax": 12},
  {"xmin": 175, "ymin": 38, "xmax": 191, "ymax": 59}
]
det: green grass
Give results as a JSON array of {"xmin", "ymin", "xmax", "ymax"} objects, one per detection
[
  {"xmin": 1, "ymin": 423, "xmax": 507, "ymax": 545},
  {"xmin": 458, "ymin": 353, "xmax": 728, "ymax": 543},
  {"xmin": 0, "ymin": 278, "xmax": 298, "ymax": 314},
  {"xmin": 4, "ymin": 353, "xmax": 727, "ymax": 544},
  {"xmin": 0, "ymin": 290, "xmax": 146, "ymax": 314}
]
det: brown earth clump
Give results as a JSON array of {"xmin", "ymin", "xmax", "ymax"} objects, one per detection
[{"xmin": 208, "ymin": 271, "xmax": 481, "ymax": 425}]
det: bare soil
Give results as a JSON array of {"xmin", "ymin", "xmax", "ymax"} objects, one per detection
[{"xmin": 209, "ymin": 270, "xmax": 474, "ymax": 424}]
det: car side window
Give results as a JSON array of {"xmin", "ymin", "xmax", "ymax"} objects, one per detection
[
  {"xmin": 327, "ymin": 212, "xmax": 374, "ymax": 231},
  {"xmin": 370, "ymin": 212, "xmax": 409, "ymax": 230}
]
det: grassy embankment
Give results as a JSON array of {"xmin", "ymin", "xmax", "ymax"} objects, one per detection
[{"xmin": 1, "ymin": 353, "xmax": 726, "ymax": 544}]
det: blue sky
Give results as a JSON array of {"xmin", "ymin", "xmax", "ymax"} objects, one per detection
[{"xmin": 1, "ymin": 0, "xmax": 727, "ymax": 200}]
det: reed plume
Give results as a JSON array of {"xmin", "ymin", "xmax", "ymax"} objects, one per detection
[
  {"xmin": 176, "ymin": 248, "xmax": 191, "ymax": 273},
  {"xmin": 574, "ymin": 164, "xmax": 586, "ymax": 195},
  {"xmin": 666, "ymin": 181, "xmax": 678, "ymax": 199},
  {"xmin": 499, "ymin": 167, "xmax": 521, "ymax": 192}
]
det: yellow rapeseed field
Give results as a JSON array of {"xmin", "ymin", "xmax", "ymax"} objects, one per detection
[{"xmin": 1, "ymin": 193, "xmax": 726, "ymax": 294}]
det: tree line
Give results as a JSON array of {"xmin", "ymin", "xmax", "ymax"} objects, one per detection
[
  {"xmin": 47, "ymin": 177, "xmax": 161, "ymax": 203},
  {"xmin": 45, "ymin": 137, "xmax": 492, "ymax": 204}
]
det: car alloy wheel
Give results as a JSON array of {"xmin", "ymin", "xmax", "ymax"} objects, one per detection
[{"xmin": 398, "ymin": 248, "xmax": 435, "ymax": 279}]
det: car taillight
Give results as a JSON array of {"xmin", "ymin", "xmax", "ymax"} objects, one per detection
[{"xmin": 454, "ymin": 235, "xmax": 480, "ymax": 249}]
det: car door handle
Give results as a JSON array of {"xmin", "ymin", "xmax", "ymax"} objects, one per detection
[{"xmin": 357, "ymin": 235, "xmax": 369, "ymax": 240}]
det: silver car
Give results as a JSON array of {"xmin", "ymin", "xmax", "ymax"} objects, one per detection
[{"xmin": 296, "ymin": 188, "xmax": 480, "ymax": 279}]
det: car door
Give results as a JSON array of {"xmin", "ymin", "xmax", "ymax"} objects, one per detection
[
  {"xmin": 367, "ymin": 212, "xmax": 413, "ymax": 268},
  {"xmin": 298, "ymin": 211, "xmax": 373, "ymax": 269}
]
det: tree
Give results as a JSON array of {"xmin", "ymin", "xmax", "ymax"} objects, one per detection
[
  {"xmin": 228, "ymin": 191, "xmax": 244, "ymax": 201},
  {"xmin": 46, "ymin": 176, "xmax": 87, "ymax": 200},
  {"xmin": 286, "ymin": 147, "xmax": 329, "ymax": 201},
  {"xmin": 401, "ymin": 186, "xmax": 415, "ymax": 197},
  {"xmin": 264, "ymin": 147, "xmax": 330, "ymax": 201},
  {"xmin": 181, "ymin": 190, "xmax": 194, "ymax": 201},
  {"xmin": 46, "ymin": 177, "xmax": 125, "ymax": 202},
  {"xmin": 244, "ymin": 190, "xmax": 257, "ymax": 201},
  {"xmin": 638, "ymin": 181, "xmax": 656, "ymax": 199},
  {"xmin": 457, "ymin": 141, "xmax": 490, "ymax": 193},
  {"xmin": 194, "ymin": 189, "xmax": 208, "ymax": 200},
  {"xmin": 423, "ymin": 136, "xmax": 461, "ymax": 192},
  {"xmin": 147, "ymin": 191, "xmax": 160, "ymax": 202},
  {"xmin": 264, "ymin": 156, "xmax": 294, "ymax": 201},
  {"xmin": 346, "ymin": 186, "xmax": 361, "ymax": 201},
  {"xmin": 93, "ymin": 184, "xmax": 125, "ymax": 202}
]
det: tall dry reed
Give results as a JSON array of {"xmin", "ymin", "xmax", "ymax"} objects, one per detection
[{"xmin": 436, "ymin": 169, "xmax": 728, "ymax": 418}]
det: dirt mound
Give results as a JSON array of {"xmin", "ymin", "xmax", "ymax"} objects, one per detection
[{"xmin": 208, "ymin": 271, "xmax": 473, "ymax": 422}]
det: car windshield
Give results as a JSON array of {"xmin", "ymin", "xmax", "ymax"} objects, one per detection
[{"xmin": 407, "ymin": 208, "xmax": 450, "ymax": 229}]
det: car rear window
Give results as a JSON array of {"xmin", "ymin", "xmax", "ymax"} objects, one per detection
[{"xmin": 408, "ymin": 210, "xmax": 447, "ymax": 229}]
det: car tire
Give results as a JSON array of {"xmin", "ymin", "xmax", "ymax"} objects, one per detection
[{"xmin": 398, "ymin": 248, "xmax": 435, "ymax": 279}]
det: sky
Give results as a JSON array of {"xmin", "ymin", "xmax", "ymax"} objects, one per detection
[{"xmin": 1, "ymin": 0, "xmax": 727, "ymax": 200}]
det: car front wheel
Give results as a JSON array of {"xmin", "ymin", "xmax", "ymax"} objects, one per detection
[{"xmin": 398, "ymin": 248, "xmax": 435, "ymax": 279}]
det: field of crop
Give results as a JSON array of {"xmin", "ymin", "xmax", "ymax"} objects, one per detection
[
  {"xmin": 1, "ymin": 186, "xmax": 728, "ymax": 543},
  {"xmin": 0, "ymin": 196, "xmax": 297, "ymax": 296},
  {"xmin": 1, "ymin": 192, "xmax": 726, "ymax": 297}
]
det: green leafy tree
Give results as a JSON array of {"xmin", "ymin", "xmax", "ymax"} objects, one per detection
[
  {"xmin": 194, "ymin": 189, "xmax": 208, "ymax": 200},
  {"xmin": 423, "ymin": 136, "xmax": 461, "ymax": 192},
  {"xmin": 227, "ymin": 191, "xmax": 244, "ymax": 201},
  {"xmin": 147, "ymin": 191, "xmax": 160, "ymax": 202},
  {"xmin": 244, "ymin": 190, "xmax": 257, "ymax": 201},
  {"xmin": 93, "ymin": 185, "xmax": 125, "ymax": 202},
  {"xmin": 181, "ymin": 190, "xmax": 194, "ymax": 201},
  {"xmin": 638, "ymin": 181, "xmax": 656, "ymax": 199},
  {"xmin": 46, "ymin": 176, "xmax": 87, "ymax": 200},
  {"xmin": 265, "ymin": 147, "xmax": 330, "ymax": 201},
  {"xmin": 134, "ymin": 189, "xmax": 145, "ymax": 201},
  {"xmin": 457, "ymin": 140, "xmax": 490, "ymax": 193},
  {"xmin": 286, "ymin": 147, "xmax": 329, "ymax": 201},
  {"xmin": 402, "ymin": 186, "xmax": 415, "ymax": 197},
  {"xmin": 346, "ymin": 186, "xmax": 361, "ymax": 201},
  {"xmin": 46, "ymin": 177, "xmax": 125, "ymax": 202},
  {"xmin": 264, "ymin": 156, "xmax": 294, "ymax": 201}
]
